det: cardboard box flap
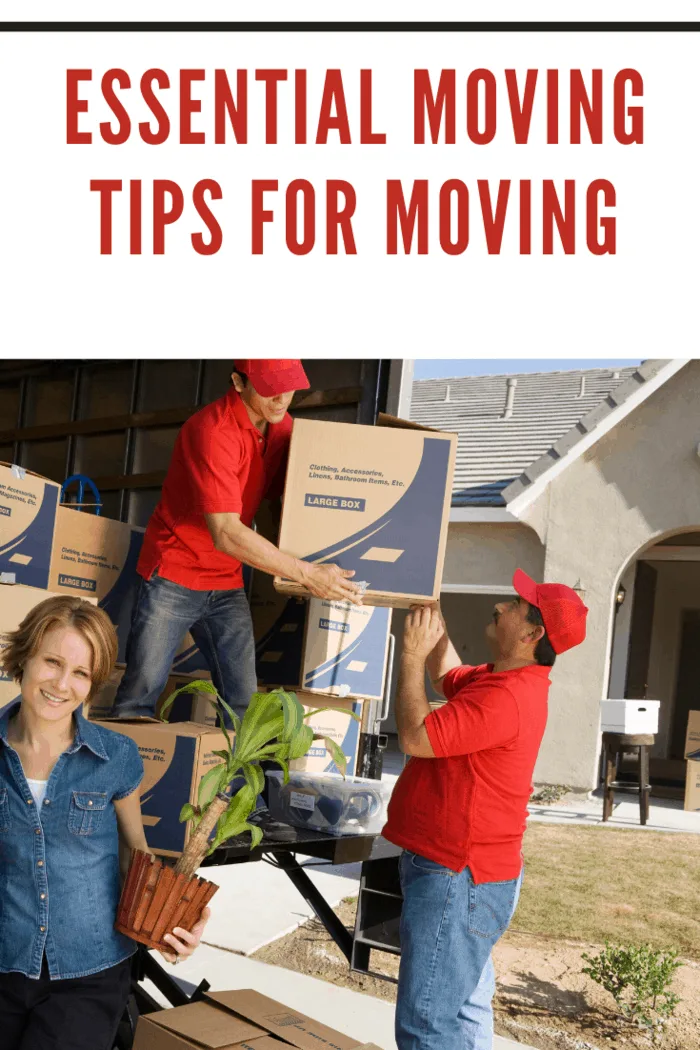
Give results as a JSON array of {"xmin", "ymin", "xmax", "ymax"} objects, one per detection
[
  {"xmin": 144, "ymin": 1001, "xmax": 268, "ymax": 1048},
  {"xmin": 98, "ymin": 717, "xmax": 219, "ymax": 737},
  {"xmin": 376, "ymin": 412, "xmax": 457, "ymax": 438},
  {"xmin": 205, "ymin": 990, "xmax": 359, "ymax": 1050}
]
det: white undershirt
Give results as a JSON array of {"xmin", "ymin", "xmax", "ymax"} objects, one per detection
[{"xmin": 26, "ymin": 778, "xmax": 48, "ymax": 809}]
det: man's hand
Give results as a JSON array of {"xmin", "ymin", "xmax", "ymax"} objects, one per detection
[
  {"xmin": 301, "ymin": 562, "xmax": 363, "ymax": 604},
  {"xmin": 403, "ymin": 604, "xmax": 445, "ymax": 661},
  {"xmin": 160, "ymin": 907, "xmax": 211, "ymax": 965}
]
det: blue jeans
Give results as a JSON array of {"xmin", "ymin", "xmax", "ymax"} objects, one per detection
[
  {"xmin": 396, "ymin": 852, "xmax": 523, "ymax": 1050},
  {"xmin": 113, "ymin": 574, "xmax": 258, "ymax": 723}
]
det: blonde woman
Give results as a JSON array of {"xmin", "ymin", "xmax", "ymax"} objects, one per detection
[{"xmin": 0, "ymin": 595, "xmax": 209, "ymax": 1050}]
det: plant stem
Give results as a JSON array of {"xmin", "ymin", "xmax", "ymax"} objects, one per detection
[{"xmin": 174, "ymin": 792, "xmax": 230, "ymax": 879}]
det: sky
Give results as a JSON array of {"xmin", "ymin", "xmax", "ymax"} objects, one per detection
[{"xmin": 412, "ymin": 359, "xmax": 643, "ymax": 380}]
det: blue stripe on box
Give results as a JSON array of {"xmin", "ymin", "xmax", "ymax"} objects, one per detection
[
  {"xmin": 299, "ymin": 438, "xmax": 450, "ymax": 595},
  {"xmin": 0, "ymin": 485, "xmax": 58, "ymax": 589}
]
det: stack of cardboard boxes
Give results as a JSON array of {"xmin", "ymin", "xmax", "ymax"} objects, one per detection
[
  {"xmin": 133, "ymin": 988, "xmax": 385, "ymax": 1050},
  {"xmin": 0, "ymin": 463, "xmax": 143, "ymax": 716},
  {"xmin": 2, "ymin": 415, "xmax": 457, "ymax": 858}
]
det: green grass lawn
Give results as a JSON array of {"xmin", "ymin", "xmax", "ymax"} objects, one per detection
[{"xmin": 515, "ymin": 823, "xmax": 700, "ymax": 959}]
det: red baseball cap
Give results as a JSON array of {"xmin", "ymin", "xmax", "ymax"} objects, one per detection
[
  {"xmin": 233, "ymin": 359, "xmax": 310, "ymax": 397},
  {"xmin": 513, "ymin": 569, "xmax": 588, "ymax": 654}
]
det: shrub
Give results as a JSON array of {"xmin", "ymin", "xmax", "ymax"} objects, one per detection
[{"xmin": 581, "ymin": 941, "xmax": 682, "ymax": 1036}]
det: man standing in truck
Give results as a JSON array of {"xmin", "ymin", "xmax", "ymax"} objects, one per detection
[
  {"xmin": 113, "ymin": 359, "xmax": 360, "ymax": 729},
  {"xmin": 384, "ymin": 570, "xmax": 588, "ymax": 1050}
]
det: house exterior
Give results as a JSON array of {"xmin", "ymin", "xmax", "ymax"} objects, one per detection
[{"xmin": 387, "ymin": 360, "xmax": 700, "ymax": 791}]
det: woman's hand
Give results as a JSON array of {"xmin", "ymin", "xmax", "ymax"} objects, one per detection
[{"xmin": 159, "ymin": 907, "xmax": 211, "ymax": 965}]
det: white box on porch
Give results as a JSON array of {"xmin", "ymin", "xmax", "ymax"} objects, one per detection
[{"xmin": 601, "ymin": 699, "xmax": 660, "ymax": 735}]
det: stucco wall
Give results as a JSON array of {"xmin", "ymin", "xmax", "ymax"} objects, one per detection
[
  {"xmin": 521, "ymin": 361, "xmax": 700, "ymax": 788},
  {"xmin": 443, "ymin": 522, "xmax": 545, "ymax": 587}
]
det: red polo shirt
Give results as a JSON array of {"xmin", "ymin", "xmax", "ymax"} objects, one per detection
[
  {"xmin": 137, "ymin": 389, "xmax": 292, "ymax": 590},
  {"xmin": 383, "ymin": 662, "xmax": 550, "ymax": 883}
]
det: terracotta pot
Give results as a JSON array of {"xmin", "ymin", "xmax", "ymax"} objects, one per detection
[{"xmin": 115, "ymin": 849, "xmax": 218, "ymax": 951}]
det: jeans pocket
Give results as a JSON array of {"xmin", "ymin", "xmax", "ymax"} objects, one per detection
[
  {"xmin": 403, "ymin": 851, "xmax": 456, "ymax": 877},
  {"xmin": 468, "ymin": 877, "xmax": 519, "ymax": 939},
  {"xmin": 68, "ymin": 792, "xmax": 107, "ymax": 835},
  {"xmin": 0, "ymin": 788, "xmax": 9, "ymax": 832}
]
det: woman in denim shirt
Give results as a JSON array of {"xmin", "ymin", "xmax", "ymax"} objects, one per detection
[{"xmin": 0, "ymin": 596, "xmax": 210, "ymax": 1050}]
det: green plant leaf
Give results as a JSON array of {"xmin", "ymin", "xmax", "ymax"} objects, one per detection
[
  {"xmin": 158, "ymin": 678, "xmax": 217, "ymax": 721},
  {"xmin": 320, "ymin": 735, "xmax": 348, "ymax": 777},
  {"xmin": 286, "ymin": 723, "xmax": 314, "ymax": 761},
  {"xmin": 277, "ymin": 688, "xmax": 303, "ymax": 742},
  {"xmin": 246, "ymin": 821, "xmax": 263, "ymax": 850},
  {"xmin": 268, "ymin": 756, "xmax": 290, "ymax": 784},
  {"xmin": 196, "ymin": 761, "xmax": 230, "ymax": 811},
  {"xmin": 303, "ymin": 706, "xmax": 361, "ymax": 724},
  {"xmin": 242, "ymin": 762, "xmax": 265, "ymax": 798},
  {"xmin": 179, "ymin": 802, "xmax": 198, "ymax": 822}
]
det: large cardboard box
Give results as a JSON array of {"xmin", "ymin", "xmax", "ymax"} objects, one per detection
[
  {"xmin": 274, "ymin": 415, "xmax": 456, "ymax": 608},
  {"xmin": 88, "ymin": 668, "xmax": 217, "ymax": 725},
  {"xmin": 684, "ymin": 758, "xmax": 700, "ymax": 811},
  {"xmin": 158, "ymin": 671, "xmax": 217, "ymax": 726},
  {"xmin": 252, "ymin": 570, "xmax": 391, "ymax": 701},
  {"xmin": 292, "ymin": 693, "xmax": 363, "ymax": 777},
  {"xmin": 133, "ymin": 989, "xmax": 384, "ymax": 1050},
  {"xmin": 0, "ymin": 464, "xmax": 60, "ymax": 589},
  {"xmin": 48, "ymin": 507, "xmax": 144, "ymax": 662},
  {"xmin": 95, "ymin": 719, "xmax": 223, "ymax": 857},
  {"xmin": 684, "ymin": 710, "xmax": 700, "ymax": 759},
  {"xmin": 0, "ymin": 584, "xmax": 97, "ymax": 716}
]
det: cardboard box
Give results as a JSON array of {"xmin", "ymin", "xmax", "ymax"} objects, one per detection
[
  {"xmin": 684, "ymin": 758, "xmax": 700, "ymax": 811},
  {"xmin": 292, "ymin": 693, "xmax": 363, "ymax": 777},
  {"xmin": 274, "ymin": 415, "xmax": 456, "ymax": 608},
  {"xmin": 158, "ymin": 671, "xmax": 217, "ymax": 726},
  {"xmin": 132, "ymin": 989, "xmax": 383, "ymax": 1050},
  {"xmin": 600, "ymin": 699, "xmax": 660, "ymax": 735},
  {"xmin": 0, "ymin": 584, "xmax": 97, "ymax": 716},
  {"xmin": 48, "ymin": 508, "xmax": 144, "ymax": 662},
  {"xmin": 88, "ymin": 668, "xmax": 217, "ymax": 725},
  {"xmin": 684, "ymin": 711, "xmax": 700, "ymax": 759},
  {"xmin": 252, "ymin": 570, "xmax": 391, "ymax": 701},
  {"xmin": 95, "ymin": 719, "xmax": 224, "ymax": 857},
  {"xmin": 0, "ymin": 463, "xmax": 60, "ymax": 589}
]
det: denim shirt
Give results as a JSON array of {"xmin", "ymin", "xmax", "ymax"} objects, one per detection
[{"xmin": 0, "ymin": 703, "xmax": 144, "ymax": 980}]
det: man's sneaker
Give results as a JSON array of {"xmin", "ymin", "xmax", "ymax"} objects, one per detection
[{"xmin": 249, "ymin": 811, "xmax": 299, "ymax": 844}]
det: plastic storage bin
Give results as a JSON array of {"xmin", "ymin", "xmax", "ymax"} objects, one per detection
[{"xmin": 266, "ymin": 770, "xmax": 392, "ymax": 837}]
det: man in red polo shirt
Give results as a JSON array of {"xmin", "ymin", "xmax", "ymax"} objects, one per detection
[
  {"xmin": 384, "ymin": 570, "xmax": 588, "ymax": 1050},
  {"xmin": 113, "ymin": 359, "xmax": 360, "ymax": 729}
]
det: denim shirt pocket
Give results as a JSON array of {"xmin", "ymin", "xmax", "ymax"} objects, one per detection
[
  {"xmin": 67, "ymin": 791, "xmax": 108, "ymax": 835},
  {"xmin": 0, "ymin": 787, "xmax": 9, "ymax": 832}
]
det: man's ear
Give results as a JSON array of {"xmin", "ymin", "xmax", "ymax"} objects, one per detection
[
  {"xmin": 527, "ymin": 624, "xmax": 545, "ymax": 645},
  {"xmin": 231, "ymin": 372, "xmax": 243, "ymax": 393}
]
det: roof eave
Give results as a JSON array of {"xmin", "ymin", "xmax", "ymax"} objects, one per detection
[{"xmin": 502, "ymin": 358, "xmax": 690, "ymax": 517}]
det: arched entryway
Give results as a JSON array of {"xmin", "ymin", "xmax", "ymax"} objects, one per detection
[{"xmin": 607, "ymin": 529, "xmax": 700, "ymax": 791}]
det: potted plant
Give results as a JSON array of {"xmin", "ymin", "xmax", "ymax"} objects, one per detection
[{"xmin": 115, "ymin": 683, "xmax": 354, "ymax": 951}]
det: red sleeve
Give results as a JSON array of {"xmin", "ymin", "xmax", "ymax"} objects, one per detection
[
  {"xmin": 179, "ymin": 420, "xmax": 244, "ymax": 514},
  {"xmin": 425, "ymin": 681, "xmax": 519, "ymax": 758},
  {"xmin": 442, "ymin": 665, "xmax": 481, "ymax": 700}
]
